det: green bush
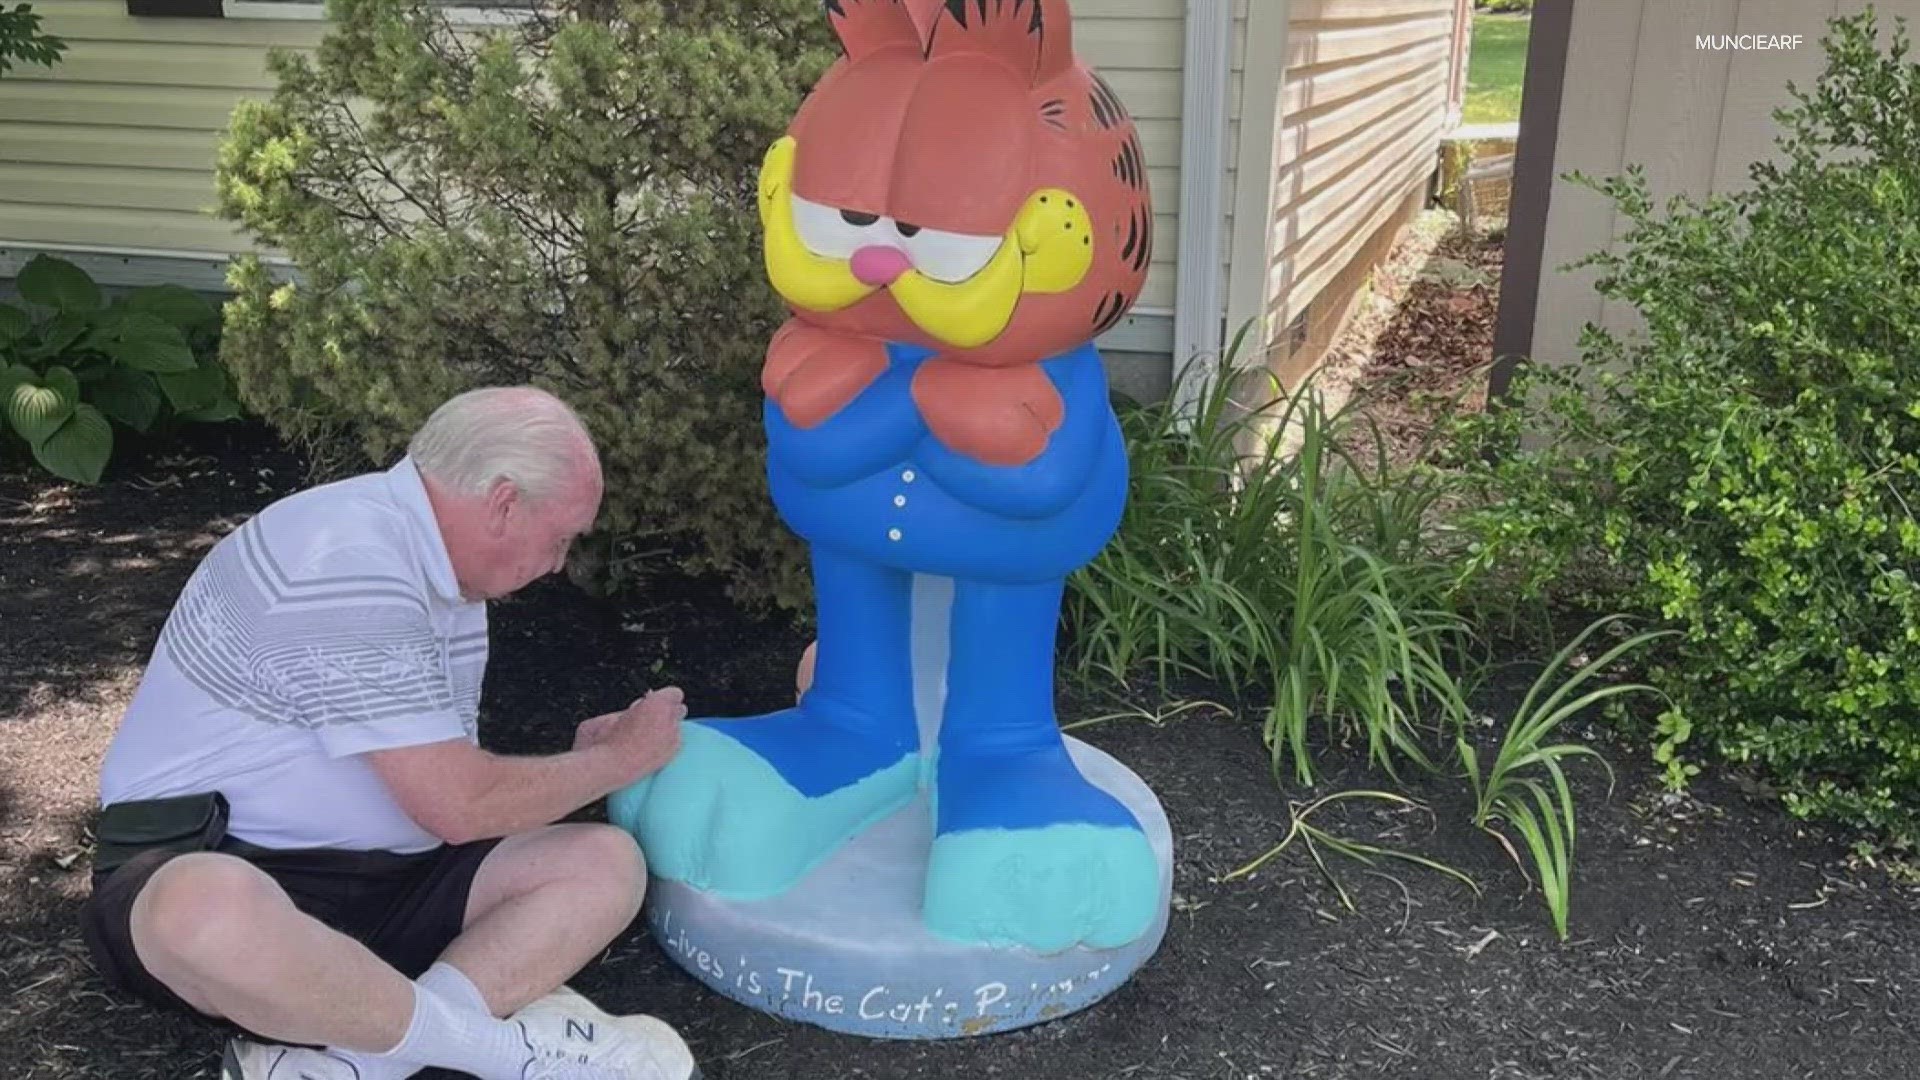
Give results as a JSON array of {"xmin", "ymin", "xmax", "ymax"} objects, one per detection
[
  {"xmin": 1450, "ymin": 12, "xmax": 1920, "ymax": 842},
  {"xmin": 214, "ymin": 0, "xmax": 835, "ymax": 614},
  {"xmin": 1, "ymin": 256, "xmax": 240, "ymax": 484},
  {"xmin": 0, "ymin": 2, "xmax": 64, "ymax": 76},
  {"xmin": 1068, "ymin": 331, "xmax": 1663, "ymax": 938},
  {"xmin": 1065, "ymin": 332, "xmax": 1473, "ymax": 788},
  {"xmin": 1477, "ymin": 0, "xmax": 1533, "ymax": 14}
]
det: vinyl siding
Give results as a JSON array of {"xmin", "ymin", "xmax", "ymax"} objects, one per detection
[
  {"xmin": 0, "ymin": 0, "xmax": 1213, "ymax": 318},
  {"xmin": 1527, "ymin": 0, "xmax": 1910, "ymax": 369},
  {"xmin": 0, "ymin": 2, "xmax": 324, "ymax": 255},
  {"xmin": 1261, "ymin": 0, "xmax": 1457, "ymax": 338},
  {"xmin": 1076, "ymin": 0, "xmax": 1225, "ymax": 314}
]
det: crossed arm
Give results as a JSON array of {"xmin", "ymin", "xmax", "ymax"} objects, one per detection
[
  {"xmin": 765, "ymin": 325, "xmax": 1113, "ymax": 516},
  {"xmin": 911, "ymin": 348, "xmax": 1113, "ymax": 519}
]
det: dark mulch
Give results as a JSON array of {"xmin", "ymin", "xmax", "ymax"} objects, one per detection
[
  {"xmin": 8, "ymin": 212, "xmax": 1919, "ymax": 1080},
  {"xmin": 5, "ymin": 422, "xmax": 1917, "ymax": 1080}
]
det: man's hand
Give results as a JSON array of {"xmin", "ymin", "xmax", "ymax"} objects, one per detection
[
  {"xmin": 573, "ymin": 712, "xmax": 618, "ymax": 750},
  {"xmin": 592, "ymin": 687, "xmax": 688, "ymax": 783},
  {"xmin": 364, "ymin": 688, "xmax": 690, "ymax": 846}
]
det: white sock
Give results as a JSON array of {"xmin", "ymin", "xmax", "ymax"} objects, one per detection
[
  {"xmin": 331, "ymin": 963, "xmax": 526, "ymax": 1080},
  {"xmin": 417, "ymin": 961, "xmax": 495, "ymax": 1017}
]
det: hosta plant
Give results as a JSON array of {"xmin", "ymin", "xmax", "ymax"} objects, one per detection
[{"xmin": 1, "ymin": 255, "xmax": 241, "ymax": 484}]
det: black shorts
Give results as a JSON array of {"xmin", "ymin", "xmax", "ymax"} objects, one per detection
[{"xmin": 79, "ymin": 835, "xmax": 500, "ymax": 1040}]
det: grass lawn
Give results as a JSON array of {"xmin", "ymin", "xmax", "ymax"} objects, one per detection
[{"xmin": 1464, "ymin": 13, "xmax": 1530, "ymax": 125}]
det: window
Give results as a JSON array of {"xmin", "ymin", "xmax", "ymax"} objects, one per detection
[
  {"xmin": 128, "ymin": 1, "xmax": 535, "ymax": 18},
  {"xmin": 125, "ymin": 0, "xmax": 222, "ymax": 16}
]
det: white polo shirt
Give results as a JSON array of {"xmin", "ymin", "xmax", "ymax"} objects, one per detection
[{"xmin": 98, "ymin": 456, "xmax": 487, "ymax": 854}]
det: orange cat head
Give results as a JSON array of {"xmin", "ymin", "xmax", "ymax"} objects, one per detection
[{"xmin": 758, "ymin": 0, "xmax": 1153, "ymax": 366}]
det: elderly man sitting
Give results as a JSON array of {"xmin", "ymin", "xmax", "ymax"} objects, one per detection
[{"xmin": 79, "ymin": 387, "xmax": 697, "ymax": 1080}]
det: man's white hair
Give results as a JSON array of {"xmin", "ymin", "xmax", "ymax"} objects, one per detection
[{"xmin": 408, "ymin": 386, "xmax": 596, "ymax": 503}]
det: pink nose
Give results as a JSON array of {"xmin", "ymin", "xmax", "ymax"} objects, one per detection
[{"xmin": 850, "ymin": 245, "xmax": 913, "ymax": 286}]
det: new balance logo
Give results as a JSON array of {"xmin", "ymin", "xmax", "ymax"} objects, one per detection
[{"xmin": 564, "ymin": 1018, "xmax": 597, "ymax": 1043}]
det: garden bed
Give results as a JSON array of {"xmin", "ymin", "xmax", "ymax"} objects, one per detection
[{"xmin": 3, "ymin": 421, "xmax": 1917, "ymax": 1080}]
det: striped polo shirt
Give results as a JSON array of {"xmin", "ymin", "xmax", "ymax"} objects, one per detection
[{"xmin": 98, "ymin": 456, "xmax": 487, "ymax": 854}]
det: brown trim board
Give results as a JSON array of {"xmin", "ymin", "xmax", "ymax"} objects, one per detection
[{"xmin": 1487, "ymin": 0, "xmax": 1575, "ymax": 402}]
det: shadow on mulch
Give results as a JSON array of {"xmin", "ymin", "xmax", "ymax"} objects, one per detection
[{"xmin": 4, "ymin": 421, "xmax": 1919, "ymax": 1080}]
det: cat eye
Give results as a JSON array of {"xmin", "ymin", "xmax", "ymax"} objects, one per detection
[
  {"xmin": 899, "ymin": 227, "xmax": 1005, "ymax": 284},
  {"xmin": 791, "ymin": 194, "xmax": 1003, "ymax": 283},
  {"xmin": 793, "ymin": 194, "xmax": 887, "ymax": 259}
]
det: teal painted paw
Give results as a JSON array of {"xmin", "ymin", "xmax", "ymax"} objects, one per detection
[
  {"xmin": 923, "ymin": 824, "xmax": 1161, "ymax": 953},
  {"xmin": 609, "ymin": 722, "xmax": 919, "ymax": 900}
]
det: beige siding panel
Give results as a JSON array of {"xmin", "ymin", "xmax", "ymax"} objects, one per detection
[
  {"xmin": 1228, "ymin": 0, "xmax": 1252, "ymax": 83},
  {"xmin": 1528, "ymin": 0, "xmax": 1644, "ymax": 368},
  {"xmin": 1266, "ymin": 0, "xmax": 1454, "ymax": 330},
  {"xmin": 1591, "ymin": 0, "xmax": 1740, "ymax": 344},
  {"xmin": 1098, "ymin": 71, "xmax": 1244, "ymax": 120},
  {"xmin": 1711, "ymin": 0, "xmax": 1844, "ymax": 192},
  {"xmin": 31, "ymin": 42, "xmax": 290, "ymax": 91},
  {"xmin": 1224, "ymin": 0, "xmax": 1288, "ymax": 335},
  {"xmin": 1072, "ymin": 0, "xmax": 1187, "ymax": 17},
  {"xmin": 1138, "ymin": 119, "xmax": 1244, "ymax": 178},
  {"xmin": 1286, "ymin": 13, "xmax": 1456, "ymax": 69},
  {"xmin": 0, "ymin": 163, "xmax": 219, "ymax": 215},
  {"xmin": 1, "ymin": 1, "xmax": 1192, "ymax": 320},
  {"xmin": 0, "ymin": 123, "xmax": 219, "ymax": 171},
  {"xmin": 1092, "ymin": 3, "xmax": 1255, "ymax": 314},
  {"xmin": 1530, "ymin": 0, "xmax": 1920, "ymax": 367},
  {"xmin": 1136, "ymin": 259, "xmax": 1176, "ymax": 311},
  {"xmin": 1087, "ymin": 7, "xmax": 1198, "ymax": 312},
  {"xmin": 1289, "ymin": 0, "xmax": 1452, "ymax": 18},
  {"xmin": 1528, "ymin": 186, "xmax": 1617, "ymax": 369},
  {"xmin": 1092, "ymin": 69, "xmax": 1219, "ymax": 121},
  {"xmin": 1142, "ymin": 167, "xmax": 1181, "ymax": 204},
  {"xmin": 1549, "ymin": 2, "xmax": 1645, "ymax": 181},
  {"xmin": 0, "ymin": 0, "xmax": 292, "ymax": 254},
  {"xmin": 1270, "ymin": 102, "xmax": 1444, "ymax": 303},
  {"xmin": 1282, "ymin": 37, "xmax": 1450, "ymax": 115},
  {"xmin": 1274, "ymin": 91, "xmax": 1437, "ymax": 221},
  {"xmin": 0, "ymin": 82, "xmax": 263, "ymax": 132},
  {"xmin": 1077, "ymin": 19, "xmax": 1186, "ymax": 70},
  {"xmin": 1228, "ymin": 0, "xmax": 1250, "ymax": 298},
  {"xmin": 1274, "ymin": 67, "xmax": 1438, "ymax": 163},
  {"xmin": 1277, "ymin": 151, "xmax": 1441, "ymax": 321},
  {"xmin": 0, "ymin": 204, "xmax": 250, "ymax": 255},
  {"xmin": 0, "ymin": 0, "xmax": 308, "ymax": 256},
  {"xmin": 1095, "ymin": 55, "xmax": 1198, "ymax": 295}
]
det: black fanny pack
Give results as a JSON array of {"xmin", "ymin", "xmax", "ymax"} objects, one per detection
[{"xmin": 93, "ymin": 791, "xmax": 230, "ymax": 877}]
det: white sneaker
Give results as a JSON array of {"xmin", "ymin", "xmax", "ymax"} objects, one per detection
[
  {"xmin": 510, "ymin": 986, "xmax": 700, "ymax": 1080},
  {"xmin": 220, "ymin": 1039, "xmax": 390, "ymax": 1080}
]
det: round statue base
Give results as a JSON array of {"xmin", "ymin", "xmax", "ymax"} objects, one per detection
[{"xmin": 642, "ymin": 737, "xmax": 1173, "ymax": 1039}]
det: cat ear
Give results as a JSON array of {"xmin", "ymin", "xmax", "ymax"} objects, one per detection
[
  {"xmin": 825, "ymin": 0, "xmax": 925, "ymax": 59},
  {"xmin": 925, "ymin": 0, "xmax": 1075, "ymax": 86},
  {"xmin": 1029, "ymin": 0, "xmax": 1075, "ymax": 84},
  {"xmin": 902, "ymin": 0, "xmax": 945, "ymax": 44}
]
